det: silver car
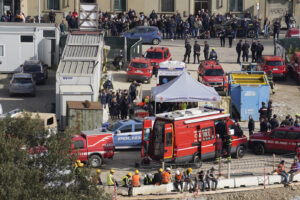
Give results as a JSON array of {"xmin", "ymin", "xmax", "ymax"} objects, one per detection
[{"xmin": 9, "ymin": 73, "xmax": 36, "ymax": 97}]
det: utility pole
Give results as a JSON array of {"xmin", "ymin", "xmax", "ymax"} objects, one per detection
[{"xmin": 38, "ymin": 0, "xmax": 41, "ymax": 23}]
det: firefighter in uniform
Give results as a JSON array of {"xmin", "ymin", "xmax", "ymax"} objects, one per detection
[
  {"xmin": 259, "ymin": 102, "xmax": 268, "ymax": 120},
  {"xmin": 267, "ymin": 70, "xmax": 275, "ymax": 94},
  {"xmin": 122, "ymin": 172, "xmax": 133, "ymax": 196},
  {"xmin": 224, "ymin": 131, "xmax": 232, "ymax": 162}
]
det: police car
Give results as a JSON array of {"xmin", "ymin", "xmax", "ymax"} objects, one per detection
[
  {"xmin": 103, "ymin": 118, "xmax": 155, "ymax": 149},
  {"xmin": 157, "ymin": 61, "xmax": 186, "ymax": 86}
]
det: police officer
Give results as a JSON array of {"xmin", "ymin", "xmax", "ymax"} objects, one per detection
[
  {"xmin": 204, "ymin": 41, "xmax": 209, "ymax": 60},
  {"xmin": 219, "ymin": 28, "xmax": 226, "ymax": 47},
  {"xmin": 242, "ymin": 40, "xmax": 250, "ymax": 62},
  {"xmin": 227, "ymin": 27, "xmax": 234, "ymax": 48},
  {"xmin": 193, "ymin": 41, "xmax": 201, "ymax": 64},
  {"xmin": 236, "ymin": 40, "xmax": 242, "ymax": 63},
  {"xmin": 183, "ymin": 41, "xmax": 192, "ymax": 63},
  {"xmin": 267, "ymin": 70, "xmax": 275, "ymax": 94},
  {"xmin": 209, "ymin": 48, "xmax": 218, "ymax": 60},
  {"xmin": 259, "ymin": 102, "xmax": 268, "ymax": 119},
  {"xmin": 256, "ymin": 41, "xmax": 264, "ymax": 63},
  {"xmin": 251, "ymin": 41, "xmax": 257, "ymax": 62},
  {"xmin": 242, "ymin": 18, "xmax": 248, "ymax": 38},
  {"xmin": 224, "ymin": 131, "xmax": 232, "ymax": 162},
  {"xmin": 129, "ymin": 80, "xmax": 140, "ymax": 103},
  {"xmin": 267, "ymin": 100, "xmax": 273, "ymax": 121}
]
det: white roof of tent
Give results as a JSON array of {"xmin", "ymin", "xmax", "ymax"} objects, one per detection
[{"xmin": 151, "ymin": 71, "xmax": 221, "ymax": 102}]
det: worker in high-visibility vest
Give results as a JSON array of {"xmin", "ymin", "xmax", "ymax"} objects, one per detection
[
  {"xmin": 183, "ymin": 168, "xmax": 194, "ymax": 192},
  {"xmin": 92, "ymin": 169, "xmax": 103, "ymax": 185},
  {"xmin": 289, "ymin": 157, "xmax": 300, "ymax": 182},
  {"xmin": 277, "ymin": 160, "xmax": 289, "ymax": 186},
  {"xmin": 122, "ymin": 172, "xmax": 133, "ymax": 196},
  {"xmin": 107, "ymin": 169, "xmax": 118, "ymax": 186},
  {"xmin": 162, "ymin": 167, "xmax": 171, "ymax": 184},
  {"xmin": 132, "ymin": 170, "xmax": 141, "ymax": 187},
  {"xmin": 174, "ymin": 170, "xmax": 183, "ymax": 192}
]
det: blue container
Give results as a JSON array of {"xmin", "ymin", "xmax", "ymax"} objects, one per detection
[{"xmin": 229, "ymin": 72, "xmax": 270, "ymax": 121}]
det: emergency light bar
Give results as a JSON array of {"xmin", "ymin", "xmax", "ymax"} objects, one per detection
[
  {"xmin": 204, "ymin": 106, "xmax": 224, "ymax": 112},
  {"xmin": 184, "ymin": 114, "xmax": 230, "ymax": 124}
]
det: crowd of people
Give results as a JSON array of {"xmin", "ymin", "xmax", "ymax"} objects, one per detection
[{"xmin": 248, "ymin": 101, "xmax": 300, "ymax": 136}]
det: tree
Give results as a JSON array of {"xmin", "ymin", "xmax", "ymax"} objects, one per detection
[{"xmin": 0, "ymin": 113, "xmax": 111, "ymax": 200}]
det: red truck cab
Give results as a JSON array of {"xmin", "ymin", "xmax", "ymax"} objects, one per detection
[
  {"xmin": 127, "ymin": 57, "xmax": 152, "ymax": 84},
  {"xmin": 141, "ymin": 107, "xmax": 247, "ymax": 166},
  {"xmin": 198, "ymin": 60, "xmax": 228, "ymax": 93},
  {"xmin": 289, "ymin": 52, "xmax": 300, "ymax": 84},
  {"xmin": 71, "ymin": 130, "xmax": 114, "ymax": 168},
  {"xmin": 249, "ymin": 126, "xmax": 300, "ymax": 155},
  {"xmin": 145, "ymin": 47, "xmax": 171, "ymax": 75},
  {"xmin": 258, "ymin": 56, "xmax": 287, "ymax": 79}
]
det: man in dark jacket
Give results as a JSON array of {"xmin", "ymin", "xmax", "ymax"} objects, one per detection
[
  {"xmin": 273, "ymin": 19, "xmax": 281, "ymax": 39},
  {"xmin": 270, "ymin": 114, "xmax": 279, "ymax": 130},
  {"xmin": 267, "ymin": 101, "xmax": 273, "ymax": 121},
  {"xmin": 236, "ymin": 40, "xmax": 242, "ymax": 63},
  {"xmin": 242, "ymin": 40, "xmax": 250, "ymax": 62},
  {"xmin": 260, "ymin": 118, "xmax": 269, "ymax": 132},
  {"xmin": 219, "ymin": 28, "xmax": 226, "ymax": 47},
  {"xmin": 259, "ymin": 102, "xmax": 268, "ymax": 119},
  {"xmin": 227, "ymin": 28, "xmax": 234, "ymax": 48},
  {"xmin": 129, "ymin": 81, "xmax": 140, "ymax": 103},
  {"xmin": 183, "ymin": 41, "xmax": 192, "ymax": 63},
  {"xmin": 204, "ymin": 41, "xmax": 209, "ymax": 60},
  {"xmin": 256, "ymin": 41, "xmax": 264, "ymax": 63},
  {"xmin": 241, "ymin": 19, "xmax": 248, "ymax": 38},
  {"xmin": 209, "ymin": 48, "xmax": 218, "ymax": 60},
  {"xmin": 49, "ymin": 9, "xmax": 56, "ymax": 23},
  {"xmin": 120, "ymin": 95, "xmax": 129, "ymax": 120},
  {"xmin": 153, "ymin": 169, "xmax": 163, "ymax": 185},
  {"xmin": 248, "ymin": 115, "xmax": 255, "ymax": 136},
  {"xmin": 193, "ymin": 41, "xmax": 201, "ymax": 64},
  {"xmin": 215, "ymin": 134, "xmax": 223, "ymax": 162},
  {"xmin": 251, "ymin": 41, "xmax": 257, "ymax": 62},
  {"xmin": 100, "ymin": 89, "xmax": 107, "ymax": 109}
]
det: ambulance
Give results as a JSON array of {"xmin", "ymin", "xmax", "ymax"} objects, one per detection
[
  {"xmin": 141, "ymin": 107, "xmax": 247, "ymax": 165},
  {"xmin": 156, "ymin": 61, "xmax": 186, "ymax": 86}
]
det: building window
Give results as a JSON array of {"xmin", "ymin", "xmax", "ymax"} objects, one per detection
[
  {"xmin": 47, "ymin": 0, "xmax": 60, "ymax": 10},
  {"xmin": 114, "ymin": 0, "xmax": 126, "ymax": 11},
  {"xmin": 230, "ymin": 0, "xmax": 243, "ymax": 12},
  {"xmin": 194, "ymin": 0, "xmax": 208, "ymax": 13},
  {"xmin": 20, "ymin": 36, "xmax": 33, "ymax": 43},
  {"xmin": 161, "ymin": 0, "xmax": 174, "ymax": 12},
  {"xmin": 0, "ymin": 45, "xmax": 3, "ymax": 56}
]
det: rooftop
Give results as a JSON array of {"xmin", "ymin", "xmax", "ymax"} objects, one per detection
[
  {"xmin": 57, "ymin": 60, "xmax": 96, "ymax": 75},
  {"xmin": 67, "ymin": 34, "xmax": 102, "ymax": 45},
  {"xmin": 62, "ymin": 45, "xmax": 99, "ymax": 59},
  {"xmin": 67, "ymin": 101, "xmax": 102, "ymax": 110}
]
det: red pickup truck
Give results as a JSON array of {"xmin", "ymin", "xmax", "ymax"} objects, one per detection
[
  {"xmin": 258, "ymin": 56, "xmax": 287, "ymax": 80},
  {"xmin": 71, "ymin": 130, "xmax": 114, "ymax": 168}
]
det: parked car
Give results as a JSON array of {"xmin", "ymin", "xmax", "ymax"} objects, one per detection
[
  {"xmin": 258, "ymin": 56, "xmax": 287, "ymax": 80},
  {"xmin": 123, "ymin": 26, "xmax": 162, "ymax": 45},
  {"xmin": 285, "ymin": 28, "xmax": 299, "ymax": 38},
  {"xmin": 101, "ymin": 118, "xmax": 155, "ymax": 149},
  {"xmin": 198, "ymin": 60, "xmax": 228, "ymax": 93},
  {"xmin": 145, "ymin": 46, "xmax": 171, "ymax": 76},
  {"xmin": 21, "ymin": 60, "xmax": 48, "ymax": 84},
  {"xmin": 127, "ymin": 57, "xmax": 152, "ymax": 83},
  {"xmin": 9, "ymin": 73, "xmax": 36, "ymax": 97},
  {"xmin": 249, "ymin": 126, "xmax": 300, "ymax": 155},
  {"xmin": 289, "ymin": 52, "xmax": 300, "ymax": 84}
]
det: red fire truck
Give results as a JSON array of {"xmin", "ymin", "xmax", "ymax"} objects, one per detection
[
  {"xmin": 141, "ymin": 107, "xmax": 247, "ymax": 165},
  {"xmin": 71, "ymin": 129, "xmax": 114, "ymax": 168}
]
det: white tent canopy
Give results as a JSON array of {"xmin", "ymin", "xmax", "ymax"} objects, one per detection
[{"xmin": 151, "ymin": 71, "xmax": 221, "ymax": 102}]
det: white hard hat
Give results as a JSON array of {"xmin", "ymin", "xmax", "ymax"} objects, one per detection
[
  {"xmin": 166, "ymin": 167, "xmax": 171, "ymax": 171},
  {"xmin": 148, "ymin": 173, "xmax": 153, "ymax": 179},
  {"xmin": 176, "ymin": 170, "xmax": 180, "ymax": 175}
]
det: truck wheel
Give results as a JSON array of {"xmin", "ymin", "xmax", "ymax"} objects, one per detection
[
  {"xmin": 193, "ymin": 155, "xmax": 202, "ymax": 168},
  {"xmin": 89, "ymin": 155, "xmax": 103, "ymax": 168},
  {"xmin": 233, "ymin": 145, "xmax": 245, "ymax": 159},
  {"xmin": 254, "ymin": 143, "xmax": 265, "ymax": 155}
]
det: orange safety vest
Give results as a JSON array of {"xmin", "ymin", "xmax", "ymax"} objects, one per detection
[
  {"xmin": 175, "ymin": 173, "xmax": 183, "ymax": 182},
  {"xmin": 132, "ymin": 175, "xmax": 140, "ymax": 187},
  {"xmin": 277, "ymin": 164, "xmax": 285, "ymax": 174},
  {"xmin": 162, "ymin": 171, "xmax": 171, "ymax": 184}
]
